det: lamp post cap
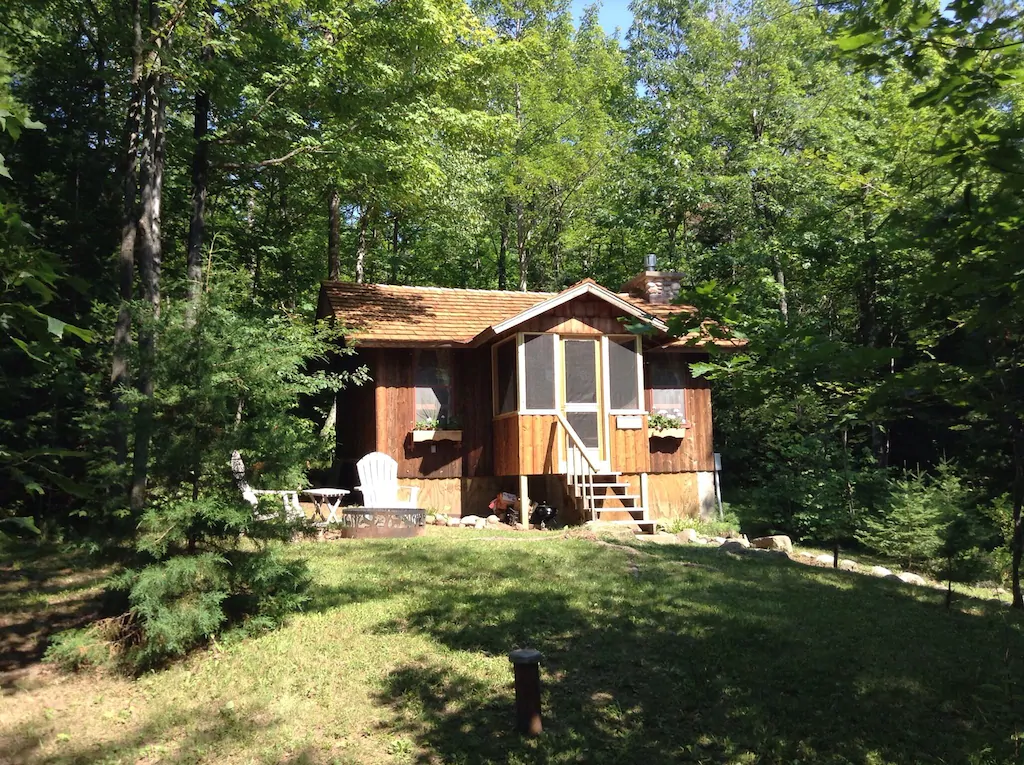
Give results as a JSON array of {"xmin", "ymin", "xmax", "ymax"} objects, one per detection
[{"xmin": 508, "ymin": 648, "xmax": 543, "ymax": 665}]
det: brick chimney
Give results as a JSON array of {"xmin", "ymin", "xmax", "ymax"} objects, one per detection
[{"xmin": 621, "ymin": 255, "xmax": 687, "ymax": 305}]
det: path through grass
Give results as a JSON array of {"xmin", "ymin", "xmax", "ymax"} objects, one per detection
[{"xmin": 2, "ymin": 530, "xmax": 1023, "ymax": 763}]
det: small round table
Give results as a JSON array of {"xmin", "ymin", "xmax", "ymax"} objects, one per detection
[{"xmin": 301, "ymin": 488, "xmax": 351, "ymax": 525}]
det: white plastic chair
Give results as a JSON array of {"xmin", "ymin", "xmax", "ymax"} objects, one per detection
[
  {"xmin": 356, "ymin": 452, "xmax": 420, "ymax": 508},
  {"xmin": 230, "ymin": 450, "xmax": 304, "ymax": 521}
]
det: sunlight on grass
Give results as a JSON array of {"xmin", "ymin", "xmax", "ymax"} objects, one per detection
[{"xmin": 2, "ymin": 535, "xmax": 1023, "ymax": 764}]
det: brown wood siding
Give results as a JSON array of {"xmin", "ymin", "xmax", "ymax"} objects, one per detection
[
  {"xmin": 401, "ymin": 477, "xmax": 461, "ymax": 514},
  {"xmin": 646, "ymin": 354, "xmax": 714, "ymax": 473},
  {"xmin": 519, "ymin": 414, "xmax": 559, "ymax": 474},
  {"xmin": 607, "ymin": 416, "xmax": 651, "ymax": 474},
  {"xmin": 493, "ymin": 414, "xmax": 520, "ymax": 475},
  {"xmin": 374, "ymin": 348, "xmax": 463, "ymax": 479},
  {"xmin": 458, "ymin": 347, "xmax": 493, "ymax": 477},
  {"xmin": 493, "ymin": 413, "xmax": 559, "ymax": 475},
  {"xmin": 335, "ymin": 348, "xmax": 376, "ymax": 464},
  {"xmin": 646, "ymin": 473, "xmax": 701, "ymax": 519},
  {"xmin": 510, "ymin": 294, "xmax": 632, "ymax": 338},
  {"xmin": 371, "ymin": 348, "xmax": 498, "ymax": 480}
]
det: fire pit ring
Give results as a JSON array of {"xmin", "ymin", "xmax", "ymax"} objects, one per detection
[{"xmin": 338, "ymin": 507, "xmax": 426, "ymax": 539}]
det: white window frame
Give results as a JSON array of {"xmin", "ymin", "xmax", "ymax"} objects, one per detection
[
  {"xmin": 519, "ymin": 332, "xmax": 560, "ymax": 415},
  {"xmin": 492, "ymin": 336, "xmax": 520, "ymax": 417},
  {"xmin": 604, "ymin": 334, "xmax": 646, "ymax": 415},
  {"xmin": 646, "ymin": 352, "xmax": 688, "ymax": 425}
]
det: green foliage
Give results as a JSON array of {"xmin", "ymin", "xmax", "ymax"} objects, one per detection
[
  {"xmin": 858, "ymin": 465, "xmax": 967, "ymax": 572},
  {"xmin": 648, "ymin": 412, "xmax": 682, "ymax": 431},
  {"xmin": 660, "ymin": 511, "xmax": 741, "ymax": 539}
]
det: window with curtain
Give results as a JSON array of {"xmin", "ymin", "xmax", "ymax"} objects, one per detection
[
  {"xmin": 495, "ymin": 339, "xmax": 517, "ymax": 415},
  {"xmin": 415, "ymin": 349, "xmax": 453, "ymax": 424},
  {"xmin": 608, "ymin": 338, "xmax": 640, "ymax": 411},
  {"xmin": 647, "ymin": 355, "xmax": 686, "ymax": 420},
  {"xmin": 523, "ymin": 334, "xmax": 556, "ymax": 410}
]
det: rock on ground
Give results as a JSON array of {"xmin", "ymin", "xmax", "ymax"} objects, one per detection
[
  {"xmin": 460, "ymin": 515, "xmax": 480, "ymax": 527},
  {"xmin": 751, "ymin": 535, "xmax": 793, "ymax": 554},
  {"xmin": 644, "ymin": 534, "xmax": 681, "ymax": 545},
  {"xmin": 839, "ymin": 559, "xmax": 858, "ymax": 571},
  {"xmin": 871, "ymin": 566, "xmax": 892, "ymax": 577},
  {"xmin": 677, "ymin": 528, "xmax": 699, "ymax": 543},
  {"xmin": 897, "ymin": 572, "xmax": 927, "ymax": 586},
  {"xmin": 486, "ymin": 514, "xmax": 500, "ymax": 524},
  {"xmin": 719, "ymin": 540, "xmax": 750, "ymax": 555},
  {"xmin": 815, "ymin": 554, "xmax": 834, "ymax": 565},
  {"xmin": 446, "ymin": 517, "xmax": 461, "ymax": 527}
]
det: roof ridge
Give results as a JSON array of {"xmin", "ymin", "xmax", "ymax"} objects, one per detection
[{"xmin": 323, "ymin": 280, "xmax": 553, "ymax": 297}]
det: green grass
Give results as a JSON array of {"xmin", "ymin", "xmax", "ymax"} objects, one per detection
[{"xmin": 2, "ymin": 529, "xmax": 1024, "ymax": 764}]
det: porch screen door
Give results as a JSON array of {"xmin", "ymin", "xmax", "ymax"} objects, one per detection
[{"xmin": 561, "ymin": 338, "xmax": 602, "ymax": 461}]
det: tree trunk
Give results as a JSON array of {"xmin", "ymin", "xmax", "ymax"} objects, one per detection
[
  {"xmin": 130, "ymin": 3, "xmax": 167, "ymax": 511},
  {"xmin": 388, "ymin": 213, "xmax": 400, "ymax": 283},
  {"xmin": 354, "ymin": 204, "xmax": 370, "ymax": 283},
  {"xmin": 1012, "ymin": 422, "xmax": 1023, "ymax": 609},
  {"xmin": 551, "ymin": 193, "xmax": 563, "ymax": 287},
  {"xmin": 772, "ymin": 252, "xmax": 788, "ymax": 322},
  {"xmin": 328, "ymin": 188, "xmax": 341, "ymax": 279},
  {"xmin": 185, "ymin": 87, "xmax": 210, "ymax": 319},
  {"xmin": 516, "ymin": 199, "xmax": 527, "ymax": 291},
  {"xmin": 111, "ymin": 0, "xmax": 144, "ymax": 466},
  {"xmin": 498, "ymin": 199, "xmax": 511, "ymax": 290}
]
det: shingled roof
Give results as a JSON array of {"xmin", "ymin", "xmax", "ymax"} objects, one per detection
[
  {"xmin": 316, "ymin": 279, "xmax": 739, "ymax": 348},
  {"xmin": 317, "ymin": 282, "xmax": 553, "ymax": 345}
]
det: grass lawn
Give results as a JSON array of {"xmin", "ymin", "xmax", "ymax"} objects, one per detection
[{"xmin": 2, "ymin": 528, "xmax": 1024, "ymax": 764}]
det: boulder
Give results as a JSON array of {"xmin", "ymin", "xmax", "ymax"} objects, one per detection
[
  {"xmin": 898, "ymin": 572, "xmax": 926, "ymax": 586},
  {"xmin": 815, "ymin": 554, "xmax": 835, "ymax": 566},
  {"xmin": 486, "ymin": 514, "xmax": 500, "ymax": 524},
  {"xmin": 645, "ymin": 534, "xmax": 680, "ymax": 545},
  {"xmin": 474, "ymin": 519, "xmax": 487, "ymax": 530},
  {"xmin": 425, "ymin": 514, "xmax": 435, "ymax": 525},
  {"xmin": 719, "ymin": 540, "xmax": 751, "ymax": 555},
  {"xmin": 713, "ymin": 536, "xmax": 728, "ymax": 545},
  {"xmin": 677, "ymin": 528, "xmax": 699, "ymax": 544},
  {"xmin": 870, "ymin": 566, "xmax": 892, "ymax": 577},
  {"xmin": 839, "ymin": 559, "xmax": 858, "ymax": 572},
  {"xmin": 434, "ymin": 517, "xmax": 449, "ymax": 526},
  {"xmin": 751, "ymin": 535, "xmax": 793, "ymax": 554},
  {"xmin": 460, "ymin": 515, "xmax": 480, "ymax": 527},
  {"xmin": 446, "ymin": 517, "xmax": 461, "ymax": 527}
]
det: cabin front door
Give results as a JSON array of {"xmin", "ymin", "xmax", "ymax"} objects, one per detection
[{"xmin": 560, "ymin": 337, "xmax": 606, "ymax": 468}]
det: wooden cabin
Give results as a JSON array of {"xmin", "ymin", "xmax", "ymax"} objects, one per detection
[{"xmin": 316, "ymin": 270, "xmax": 737, "ymax": 531}]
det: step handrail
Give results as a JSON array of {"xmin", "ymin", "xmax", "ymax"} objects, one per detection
[
  {"xmin": 553, "ymin": 412, "xmax": 601, "ymax": 474},
  {"xmin": 554, "ymin": 412, "xmax": 602, "ymax": 521}
]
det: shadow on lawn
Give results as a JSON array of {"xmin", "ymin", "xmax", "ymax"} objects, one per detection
[
  {"xmin": 0, "ymin": 694, "xmax": 318, "ymax": 765},
  {"xmin": 0, "ymin": 547, "xmax": 110, "ymax": 692},
  {"xmin": 317, "ymin": 538, "xmax": 1024, "ymax": 764}
]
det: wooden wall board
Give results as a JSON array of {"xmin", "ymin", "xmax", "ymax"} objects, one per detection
[
  {"xmin": 519, "ymin": 414, "xmax": 559, "ymax": 474},
  {"xmin": 493, "ymin": 414, "xmax": 520, "ymax": 476},
  {"xmin": 646, "ymin": 472, "xmax": 701, "ymax": 519},
  {"xmin": 645, "ymin": 353, "xmax": 714, "ymax": 473},
  {"xmin": 459, "ymin": 347, "xmax": 494, "ymax": 477},
  {"xmin": 607, "ymin": 416, "xmax": 651, "ymax": 474},
  {"xmin": 402, "ymin": 477, "xmax": 462, "ymax": 514},
  {"xmin": 371, "ymin": 348, "xmax": 498, "ymax": 480}
]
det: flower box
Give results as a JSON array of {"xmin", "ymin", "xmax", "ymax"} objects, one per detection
[
  {"xmin": 649, "ymin": 428, "xmax": 686, "ymax": 439},
  {"xmin": 412, "ymin": 429, "xmax": 463, "ymax": 443}
]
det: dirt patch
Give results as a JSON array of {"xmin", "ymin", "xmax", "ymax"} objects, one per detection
[{"xmin": 0, "ymin": 551, "xmax": 110, "ymax": 693}]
